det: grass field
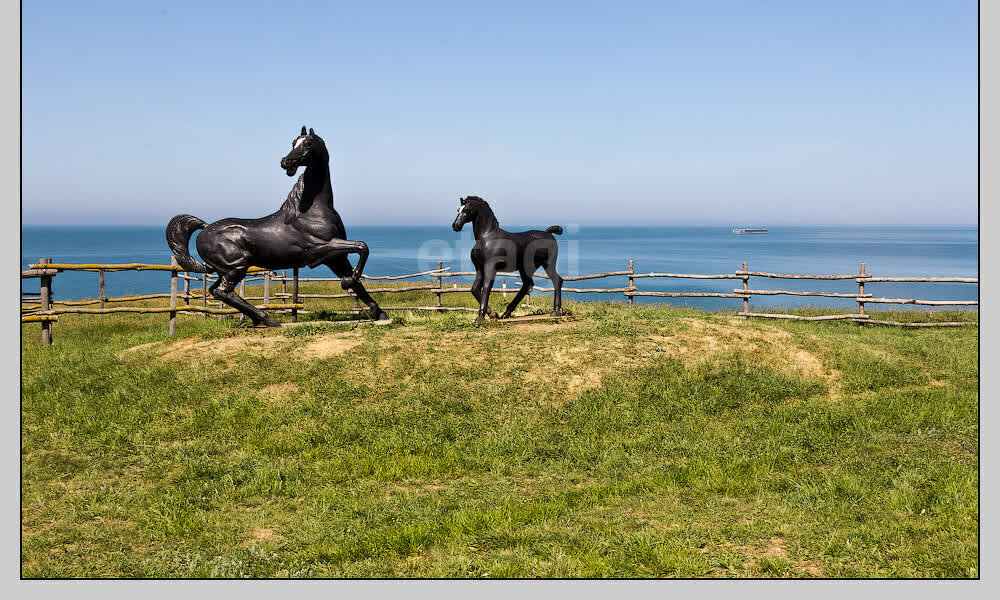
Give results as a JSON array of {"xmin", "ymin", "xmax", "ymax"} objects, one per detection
[{"xmin": 21, "ymin": 282, "xmax": 979, "ymax": 578}]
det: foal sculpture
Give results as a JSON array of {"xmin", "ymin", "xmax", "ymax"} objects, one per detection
[
  {"xmin": 452, "ymin": 196, "xmax": 564, "ymax": 323},
  {"xmin": 166, "ymin": 126, "xmax": 389, "ymax": 326}
]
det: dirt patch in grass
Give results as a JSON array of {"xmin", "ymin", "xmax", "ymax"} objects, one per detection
[
  {"xmin": 121, "ymin": 330, "xmax": 365, "ymax": 366},
  {"xmin": 794, "ymin": 558, "xmax": 825, "ymax": 577},
  {"xmin": 260, "ymin": 382, "xmax": 299, "ymax": 403},
  {"xmin": 740, "ymin": 537, "xmax": 787, "ymax": 559},
  {"xmin": 118, "ymin": 341, "xmax": 160, "ymax": 357},
  {"xmin": 240, "ymin": 527, "xmax": 282, "ymax": 547},
  {"xmin": 22, "ymin": 518, "xmax": 59, "ymax": 538},
  {"xmin": 296, "ymin": 333, "xmax": 364, "ymax": 361},
  {"xmin": 719, "ymin": 536, "xmax": 825, "ymax": 576},
  {"xmin": 520, "ymin": 342, "xmax": 610, "ymax": 399},
  {"xmin": 138, "ymin": 335, "xmax": 287, "ymax": 364},
  {"xmin": 642, "ymin": 319, "xmax": 840, "ymax": 383}
]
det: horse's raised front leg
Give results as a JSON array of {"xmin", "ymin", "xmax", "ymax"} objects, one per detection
[
  {"xmin": 501, "ymin": 270, "xmax": 534, "ymax": 319},
  {"xmin": 210, "ymin": 269, "xmax": 279, "ymax": 327},
  {"xmin": 307, "ymin": 239, "xmax": 369, "ymax": 289},
  {"xmin": 327, "ymin": 256, "xmax": 389, "ymax": 322}
]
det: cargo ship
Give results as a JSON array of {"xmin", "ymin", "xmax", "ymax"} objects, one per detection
[{"xmin": 732, "ymin": 228, "xmax": 768, "ymax": 234}]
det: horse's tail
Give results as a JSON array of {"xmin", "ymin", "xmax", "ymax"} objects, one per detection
[
  {"xmin": 166, "ymin": 214, "xmax": 212, "ymax": 273},
  {"xmin": 545, "ymin": 225, "xmax": 563, "ymax": 235}
]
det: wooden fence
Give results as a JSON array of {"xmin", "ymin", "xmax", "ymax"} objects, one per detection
[{"xmin": 21, "ymin": 258, "xmax": 978, "ymax": 344}]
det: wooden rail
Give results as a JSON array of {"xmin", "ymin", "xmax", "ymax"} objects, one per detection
[{"xmin": 21, "ymin": 256, "xmax": 978, "ymax": 344}]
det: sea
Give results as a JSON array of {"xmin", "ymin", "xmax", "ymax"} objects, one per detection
[{"xmin": 21, "ymin": 225, "xmax": 979, "ymax": 312}]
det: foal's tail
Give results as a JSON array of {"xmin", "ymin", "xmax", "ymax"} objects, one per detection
[
  {"xmin": 545, "ymin": 225, "xmax": 563, "ymax": 235},
  {"xmin": 166, "ymin": 214, "xmax": 212, "ymax": 273}
]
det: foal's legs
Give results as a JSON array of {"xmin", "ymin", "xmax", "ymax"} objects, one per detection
[
  {"xmin": 543, "ymin": 261, "xmax": 563, "ymax": 316},
  {"xmin": 327, "ymin": 255, "xmax": 390, "ymax": 322},
  {"xmin": 210, "ymin": 267, "xmax": 279, "ymax": 327},
  {"xmin": 501, "ymin": 269, "xmax": 534, "ymax": 319},
  {"xmin": 470, "ymin": 270, "xmax": 498, "ymax": 320},
  {"xmin": 475, "ymin": 265, "xmax": 499, "ymax": 324}
]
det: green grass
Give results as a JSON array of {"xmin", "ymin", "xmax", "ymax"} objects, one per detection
[{"xmin": 21, "ymin": 283, "xmax": 978, "ymax": 578}]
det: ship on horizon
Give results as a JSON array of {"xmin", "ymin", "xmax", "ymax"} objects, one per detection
[{"xmin": 732, "ymin": 227, "xmax": 769, "ymax": 234}]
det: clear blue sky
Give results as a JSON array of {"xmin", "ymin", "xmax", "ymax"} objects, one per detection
[{"xmin": 21, "ymin": 0, "xmax": 978, "ymax": 226}]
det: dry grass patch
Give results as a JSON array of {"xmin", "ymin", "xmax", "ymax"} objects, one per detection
[
  {"xmin": 124, "ymin": 335, "xmax": 287, "ymax": 365},
  {"xmin": 240, "ymin": 527, "xmax": 283, "ymax": 547},
  {"xmin": 794, "ymin": 558, "xmax": 825, "ymax": 577},
  {"xmin": 260, "ymin": 382, "xmax": 300, "ymax": 404},
  {"xmin": 296, "ymin": 333, "xmax": 364, "ymax": 361},
  {"xmin": 522, "ymin": 344, "xmax": 606, "ymax": 397},
  {"xmin": 117, "ymin": 341, "xmax": 160, "ymax": 357},
  {"xmin": 120, "ymin": 328, "xmax": 369, "ymax": 368},
  {"xmin": 641, "ymin": 318, "xmax": 840, "ymax": 383}
]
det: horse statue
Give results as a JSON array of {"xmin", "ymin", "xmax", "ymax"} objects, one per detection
[
  {"xmin": 451, "ymin": 195, "xmax": 564, "ymax": 323},
  {"xmin": 166, "ymin": 126, "xmax": 389, "ymax": 327}
]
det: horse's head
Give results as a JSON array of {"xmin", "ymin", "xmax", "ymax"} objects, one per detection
[
  {"xmin": 452, "ymin": 196, "xmax": 485, "ymax": 232},
  {"xmin": 280, "ymin": 126, "xmax": 328, "ymax": 176}
]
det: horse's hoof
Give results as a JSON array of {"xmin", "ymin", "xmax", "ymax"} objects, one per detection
[
  {"xmin": 373, "ymin": 311, "xmax": 390, "ymax": 322},
  {"xmin": 500, "ymin": 311, "xmax": 513, "ymax": 319},
  {"xmin": 265, "ymin": 317, "xmax": 281, "ymax": 328},
  {"xmin": 550, "ymin": 311, "xmax": 561, "ymax": 317}
]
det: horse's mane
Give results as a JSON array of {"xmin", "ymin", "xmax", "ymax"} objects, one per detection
[
  {"xmin": 462, "ymin": 196, "xmax": 501, "ymax": 236},
  {"xmin": 281, "ymin": 136, "xmax": 330, "ymax": 223},
  {"xmin": 463, "ymin": 196, "xmax": 493, "ymax": 216},
  {"xmin": 282, "ymin": 176, "xmax": 307, "ymax": 223}
]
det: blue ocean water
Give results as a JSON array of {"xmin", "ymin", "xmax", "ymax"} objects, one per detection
[{"xmin": 21, "ymin": 225, "xmax": 979, "ymax": 311}]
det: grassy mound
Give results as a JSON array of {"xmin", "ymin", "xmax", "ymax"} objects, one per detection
[{"xmin": 21, "ymin": 285, "xmax": 978, "ymax": 577}]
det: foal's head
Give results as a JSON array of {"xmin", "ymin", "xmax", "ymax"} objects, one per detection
[
  {"xmin": 452, "ymin": 196, "xmax": 487, "ymax": 232},
  {"xmin": 280, "ymin": 125, "xmax": 329, "ymax": 176}
]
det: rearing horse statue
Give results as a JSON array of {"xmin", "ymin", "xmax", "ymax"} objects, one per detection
[{"xmin": 166, "ymin": 126, "xmax": 389, "ymax": 326}]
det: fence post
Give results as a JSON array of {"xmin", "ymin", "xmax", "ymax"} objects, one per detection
[
  {"xmin": 263, "ymin": 270, "xmax": 271, "ymax": 307},
  {"xmin": 169, "ymin": 257, "xmax": 178, "ymax": 336},
  {"xmin": 857, "ymin": 263, "xmax": 866, "ymax": 324},
  {"xmin": 741, "ymin": 261, "xmax": 749, "ymax": 316},
  {"xmin": 281, "ymin": 271, "xmax": 287, "ymax": 306},
  {"xmin": 292, "ymin": 268, "xmax": 299, "ymax": 323},
  {"xmin": 436, "ymin": 261, "xmax": 443, "ymax": 311},
  {"xmin": 627, "ymin": 259, "xmax": 634, "ymax": 305},
  {"xmin": 99, "ymin": 269, "xmax": 106, "ymax": 310},
  {"xmin": 40, "ymin": 258, "xmax": 52, "ymax": 345}
]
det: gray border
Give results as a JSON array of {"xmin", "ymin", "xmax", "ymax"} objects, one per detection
[
  {"xmin": 4, "ymin": 0, "xmax": 20, "ymax": 592},
  {"xmin": 7, "ymin": 2, "xmax": 988, "ymax": 596},
  {"xmin": 977, "ymin": 0, "xmax": 994, "ymax": 588}
]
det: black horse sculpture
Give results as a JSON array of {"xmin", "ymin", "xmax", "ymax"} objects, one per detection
[
  {"xmin": 167, "ymin": 126, "xmax": 389, "ymax": 326},
  {"xmin": 452, "ymin": 196, "xmax": 563, "ymax": 323}
]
